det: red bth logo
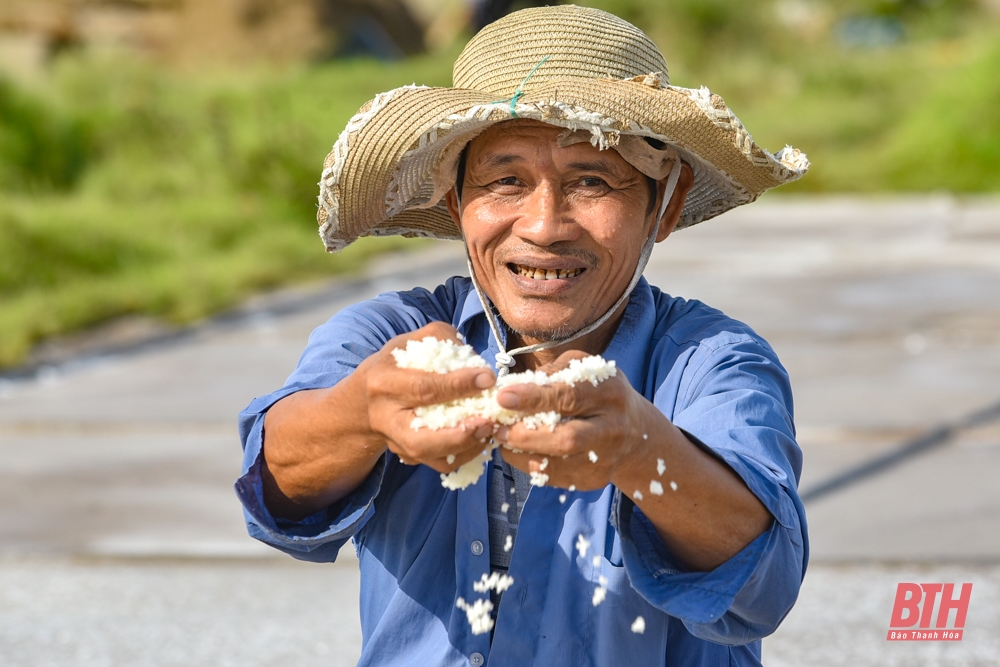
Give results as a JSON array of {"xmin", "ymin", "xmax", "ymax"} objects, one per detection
[{"xmin": 886, "ymin": 583, "xmax": 972, "ymax": 641}]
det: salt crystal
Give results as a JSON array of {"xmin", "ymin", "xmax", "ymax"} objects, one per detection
[
  {"xmin": 539, "ymin": 457, "xmax": 549, "ymax": 471},
  {"xmin": 670, "ymin": 480, "xmax": 678, "ymax": 492},
  {"xmin": 501, "ymin": 502, "xmax": 509, "ymax": 513},
  {"xmin": 393, "ymin": 337, "xmax": 490, "ymax": 374},
  {"xmin": 529, "ymin": 471, "xmax": 549, "ymax": 487},
  {"xmin": 522, "ymin": 411, "xmax": 561, "ymax": 431},
  {"xmin": 642, "ymin": 434, "xmax": 648, "ymax": 440},
  {"xmin": 656, "ymin": 458, "xmax": 666, "ymax": 476},
  {"xmin": 559, "ymin": 494, "xmax": 567, "ymax": 503},
  {"xmin": 631, "ymin": 616, "xmax": 646, "ymax": 634},
  {"xmin": 440, "ymin": 450, "xmax": 493, "ymax": 490},
  {"xmin": 503, "ymin": 535, "xmax": 513, "ymax": 552},
  {"xmin": 649, "ymin": 480, "xmax": 664, "ymax": 496},
  {"xmin": 588, "ymin": 451, "xmax": 598, "ymax": 463},
  {"xmin": 575, "ymin": 534, "xmax": 590, "ymax": 559},
  {"xmin": 447, "ymin": 454, "xmax": 456, "ymax": 465},
  {"xmin": 634, "ymin": 490, "xmax": 643, "ymax": 501},
  {"xmin": 568, "ymin": 485, "xmax": 576, "ymax": 492},
  {"xmin": 510, "ymin": 485, "xmax": 516, "ymax": 495},
  {"xmin": 455, "ymin": 597, "xmax": 494, "ymax": 635},
  {"xmin": 592, "ymin": 576, "xmax": 609, "ymax": 606},
  {"xmin": 591, "ymin": 555, "xmax": 601, "ymax": 567},
  {"xmin": 474, "ymin": 572, "xmax": 514, "ymax": 594}
]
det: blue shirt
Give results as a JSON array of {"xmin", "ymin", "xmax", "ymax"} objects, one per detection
[{"xmin": 236, "ymin": 276, "xmax": 808, "ymax": 667}]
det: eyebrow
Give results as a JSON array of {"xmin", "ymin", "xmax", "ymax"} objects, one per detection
[
  {"xmin": 566, "ymin": 159, "xmax": 626, "ymax": 176},
  {"xmin": 476, "ymin": 153, "xmax": 524, "ymax": 169}
]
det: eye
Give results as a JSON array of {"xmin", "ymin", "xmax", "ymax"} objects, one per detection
[
  {"xmin": 496, "ymin": 176, "xmax": 520, "ymax": 186},
  {"xmin": 579, "ymin": 176, "xmax": 609, "ymax": 188}
]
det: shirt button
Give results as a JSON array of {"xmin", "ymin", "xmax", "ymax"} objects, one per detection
[
  {"xmin": 471, "ymin": 540, "xmax": 484, "ymax": 556},
  {"xmin": 470, "ymin": 652, "xmax": 485, "ymax": 666}
]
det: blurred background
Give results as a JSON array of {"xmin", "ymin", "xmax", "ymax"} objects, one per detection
[
  {"xmin": 1, "ymin": 0, "xmax": 998, "ymax": 370},
  {"xmin": 1, "ymin": 2, "xmax": 999, "ymax": 666}
]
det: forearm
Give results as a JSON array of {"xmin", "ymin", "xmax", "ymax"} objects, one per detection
[
  {"xmin": 262, "ymin": 369, "xmax": 386, "ymax": 521},
  {"xmin": 612, "ymin": 402, "xmax": 772, "ymax": 571}
]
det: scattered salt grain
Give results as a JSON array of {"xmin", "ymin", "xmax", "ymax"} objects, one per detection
[
  {"xmin": 656, "ymin": 458, "xmax": 666, "ymax": 476},
  {"xmin": 670, "ymin": 480, "xmax": 678, "ymax": 492},
  {"xmin": 447, "ymin": 454, "xmax": 456, "ymax": 465},
  {"xmin": 568, "ymin": 485, "xmax": 576, "ymax": 492},
  {"xmin": 455, "ymin": 597, "xmax": 494, "ymax": 635},
  {"xmin": 642, "ymin": 433, "xmax": 648, "ymax": 440},
  {"xmin": 633, "ymin": 490, "xmax": 643, "ymax": 501},
  {"xmin": 559, "ymin": 494, "xmax": 567, "ymax": 503},
  {"xmin": 592, "ymin": 576, "xmax": 609, "ymax": 606},
  {"xmin": 474, "ymin": 572, "xmax": 514, "ymax": 594},
  {"xmin": 539, "ymin": 457, "xmax": 549, "ymax": 471},
  {"xmin": 575, "ymin": 534, "xmax": 590, "ymax": 559},
  {"xmin": 592, "ymin": 555, "xmax": 601, "ymax": 567},
  {"xmin": 529, "ymin": 471, "xmax": 549, "ymax": 487},
  {"xmin": 631, "ymin": 616, "xmax": 646, "ymax": 634},
  {"xmin": 588, "ymin": 451, "xmax": 598, "ymax": 463},
  {"xmin": 501, "ymin": 502, "xmax": 510, "ymax": 513},
  {"xmin": 510, "ymin": 485, "xmax": 517, "ymax": 495},
  {"xmin": 504, "ymin": 535, "xmax": 513, "ymax": 552},
  {"xmin": 649, "ymin": 480, "xmax": 664, "ymax": 496}
]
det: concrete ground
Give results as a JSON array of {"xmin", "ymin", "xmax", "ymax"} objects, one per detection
[{"xmin": 1, "ymin": 195, "xmax": 998, "ymax": 666}]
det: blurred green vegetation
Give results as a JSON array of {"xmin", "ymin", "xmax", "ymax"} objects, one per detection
[
  {"xmin": 1, "ymin": 0, "xmax": 998, "ymax": 368},
  {"xmin": 0, "ymin": 54, "xmax": 453, "ymax": 366}
]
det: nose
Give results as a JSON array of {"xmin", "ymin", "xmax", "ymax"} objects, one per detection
[{"xmin": 511, "ymin": 180, "xmax": 580, "ymax": 246}]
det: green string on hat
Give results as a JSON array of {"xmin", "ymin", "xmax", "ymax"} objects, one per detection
[{"xmin": 493, "ymin": 55, "xmax": 551, "ymax": 118}]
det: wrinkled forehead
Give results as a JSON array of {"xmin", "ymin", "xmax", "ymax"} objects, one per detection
[{"xmin": 464, "ymin": 119, "xmax": 678, "ymax": 181}]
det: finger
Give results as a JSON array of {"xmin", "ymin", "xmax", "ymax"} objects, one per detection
[
  {"xmin": 370, "ymin": 365, "xmax": 495, "ymax": 409},
  {"xmin": 496, "ymin": 381, "xmax": 593, "ymax": 417},
  {"xmin": 498, "ymin": 418, "xmax": 605, "ymax": 459},
  {"xmin": 390, "ymin": 417, "xmax": 495, "ymax": 462}
]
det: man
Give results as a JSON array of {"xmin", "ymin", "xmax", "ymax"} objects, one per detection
[{"xmin": 237, "ymin": 6, "xmax": 810, "ymax": 666}]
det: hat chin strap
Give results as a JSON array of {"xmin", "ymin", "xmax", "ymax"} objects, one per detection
[{"xmin": 463, "ymin": 158, "xmax": 683, "ymax": 377}]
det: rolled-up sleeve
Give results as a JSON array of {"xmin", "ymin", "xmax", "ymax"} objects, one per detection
[
  {"xmin": 233, "ymin": 285, "xmax": 457, "ymax": 561},
  {"xmin": 619, "ymin": 334, "xmax": 808, "ymax": 644}
]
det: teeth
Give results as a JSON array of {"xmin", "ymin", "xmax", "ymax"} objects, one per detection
[{"xmin": 514, "ymin": 264, "xmax": 582, "ymax": 280}]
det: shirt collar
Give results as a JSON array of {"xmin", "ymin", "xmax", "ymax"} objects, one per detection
[{"xmin": 456, "ymin": 276, "xmax": 657, "ymax": 392}]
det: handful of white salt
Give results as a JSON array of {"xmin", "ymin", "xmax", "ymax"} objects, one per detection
[{"xmin": 392, "ymin": 336, "xmax": 617, "ymax": 490}]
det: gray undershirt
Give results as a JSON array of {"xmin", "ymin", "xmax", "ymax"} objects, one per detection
[{"xmin": 486, "ymin": 447, "xmax": 532, "ymax": 612}]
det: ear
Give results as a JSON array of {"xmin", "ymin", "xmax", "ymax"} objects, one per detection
[
  {"xmin": 445, "ymin": 188, "xmax": 462, "ymax": 228},
  {"xmin": 654, "ymin": 161, "xmax": 695, "ymax": 243}
]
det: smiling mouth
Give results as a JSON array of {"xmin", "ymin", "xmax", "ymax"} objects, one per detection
[{"xmin": 509, "ymin": 264, "xmax": 585, "ymax": 280}]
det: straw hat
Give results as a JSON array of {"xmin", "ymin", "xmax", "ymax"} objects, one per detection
[{"xmin": 317, "ymin": 4, "xmax": 809, "ymax": 252}]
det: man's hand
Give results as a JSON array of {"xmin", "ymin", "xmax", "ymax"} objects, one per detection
[
  {"xmin": 493, "ymin": 350, "xmax": 773, "ymax": 572},
  {"xmin": 262, "ymin": 321, "xmax": 495, "ymax": 520},
  {"xmin": 492, "ymin": 350, "xmax": 647, "ymax": 491},
  {"xmin": 363, "ymin": 322, "xmax": 497, "ymax": 472}
]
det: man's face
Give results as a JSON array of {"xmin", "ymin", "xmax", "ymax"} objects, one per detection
[{"xmin": 447, "ymin": 121, "xmax": 662, "ymax": 344}]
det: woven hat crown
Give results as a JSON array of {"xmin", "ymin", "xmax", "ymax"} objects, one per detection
[{"xmin": 453, "ymin": 5, "xmax": 669, "ymax": 96}]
